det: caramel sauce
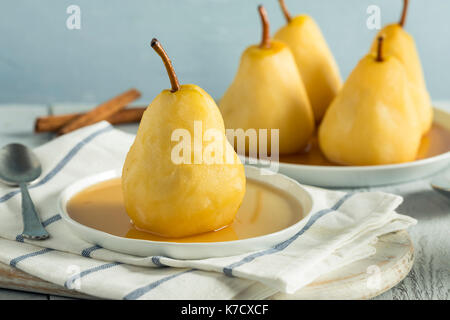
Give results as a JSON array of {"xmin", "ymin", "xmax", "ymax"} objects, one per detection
[
  {"xmin": 67, "ymin": 179, "xmax": 303, "ymax": 243},
  {"xmin": 277, "ymin": 123, "xmax": 450, "ymax": 166}
]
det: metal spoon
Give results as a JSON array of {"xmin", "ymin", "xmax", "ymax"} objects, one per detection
[
  {"xmin": 430, "ymin": 173, "xmax": 450, "ymax": 198},
  {"xmin": 0, "ymin": 143, "xmax": 49, "ymax": 239}
]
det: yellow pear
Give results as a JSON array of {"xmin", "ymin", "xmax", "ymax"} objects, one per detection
[
  {"xmin": 369, "ymin": 0, "xmax": 432, "ymax": 134},
  {"xmin": 274, "ymin": 0, "xmax": 342, "ymax": 122},
  {"xmin": 122, "ymin": 39, "xmax": 246, "ymax": 238},
  {"xmin": 318, "ymin": 37, "xmax": 421, "ymax": 165},
  {"xmin": 220, "ymin": 5, "xmax": 314, "ymax": 155}
]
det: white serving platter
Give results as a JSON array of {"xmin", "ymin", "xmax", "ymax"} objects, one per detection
[
  {"xmin": 58, "ymin": 166, "xmax": 314, "ymax": 260},
  {"xmin": 243, "ymin": 107, "xmax": 450, "ymax": 188}
]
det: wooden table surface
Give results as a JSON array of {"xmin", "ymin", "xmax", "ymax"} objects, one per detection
[{"xmin": 0, "ymin": 102, "xmax": 449, "ymax": 300}]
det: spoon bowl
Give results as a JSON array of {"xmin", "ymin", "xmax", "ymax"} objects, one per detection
[{"xmin": 0, "ymin": 144, "xmax": 42, "ymax": 185}]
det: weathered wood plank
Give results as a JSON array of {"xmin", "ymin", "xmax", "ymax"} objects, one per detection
[
  {"xmin": 48, "ymin": 295, "xmax": 76, "ymax": 300},
  {"xmin": 434, "ymin": 101, "xmax": 450, "ymax": 112},
  {"xmin": 370, "ymin": 179, "xmax": 450, "ymax": 300},
  {"xmin": 0, "ymin": 104, "xmax": 52, "ymax": 148},
  {"xmin": 0, "ymin": 288, "xmax": 47, "ymax": 300}
]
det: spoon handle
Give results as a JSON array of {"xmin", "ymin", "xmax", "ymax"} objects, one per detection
[{"xmin": 19, "ymin": 183, "xmax": 49, "ymax": 240}]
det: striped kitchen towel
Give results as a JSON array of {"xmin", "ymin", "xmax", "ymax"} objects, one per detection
[{"xmin": 0, "ymin": 121, "xmax": 416, "ymax": 299}]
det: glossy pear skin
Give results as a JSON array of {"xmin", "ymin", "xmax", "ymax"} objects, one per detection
[
  {"xmin": 219, "ymin": 41, "xmax": 315, "ymax": 155},
  {"xmin": 318, "ymin": 54, "xmax": 421, "ymax": 165},
  {"xmin": 370, "ymin": 24, "xmax": 432, "ymax": 133},
  {"xmin": 274, "ymin": 15, "xmax": 342, "ymax": 122},
  {"xmin": 122, "ymin": 84, "xmax": 246, "ymax": 238}
]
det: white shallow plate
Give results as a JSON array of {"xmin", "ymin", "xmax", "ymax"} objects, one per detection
[
  {"xmin": 59, "ymin": 166, "xmax": 313, "ymax": 260},
  {"xmin": 243, "ymin": 107, "xmax": 450, "ymax": 188}
]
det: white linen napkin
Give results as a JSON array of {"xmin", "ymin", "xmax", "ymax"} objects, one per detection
[{"xmin": 0, "ymin": 121, "xmax": 416, "ymax": 299}]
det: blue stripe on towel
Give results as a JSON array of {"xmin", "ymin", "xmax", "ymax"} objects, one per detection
[
  {"xmin": 81, "ymin": 245, "xmax": 103, "ymax": 258},
  {"xmin": 64, "ymin": 262, "xmax": 122, "ymax": 289},
  {"xmin": 42, "ymin": 214, "xmax": 62, "ymax": 227},
  {"xmin": 223, "ymin": 192, "xmax": 354, "ymax": 277},
  {"xmin": 151, "ymin": 256, "xmax": 167, "ymax": 267},
  {"xmin": 14, "ymin": 214, "xmax": 61, "ymax": 242},
  {"xmin": 0, "ymin": 125, "xmax": 113, "ymax": 204},
  {"xmin": 10, "ymin": 248, "xmax": 54, "ymax": 268},
  {"xmin": 123, "ymin": 269, "xmax": 195, "ymax": 300}
]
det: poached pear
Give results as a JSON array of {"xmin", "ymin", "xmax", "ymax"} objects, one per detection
[
  {"xmin": 318, "ymin": 37, "xmax": 421, "ymax": 165},
  {"xmin": 122, "ymin": 39, "xmax": 246, "ymax": 238},
  {"xmin": 369, "ymin": 0, "xmax": 432, "ymax": 134},
  {"xmin": 220, "ymin": 5, "xmax": 314, "ymax": 155},
  {"xmin": 274, "ymin": 0, "xmax": 342, "ymax": 122}
]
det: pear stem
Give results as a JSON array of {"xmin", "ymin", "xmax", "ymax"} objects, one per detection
[
  {"xmin": 279, "ymin": 0, "xmax": 292, "ymax": 23},
  {"xmin": 258, "ymin": 5, "xmax": 271, "ymax": 49},
  {"xmin": 151, "ymin": 38, "xmax": 180, "ymax": 92},
  {"xmin": 399, "ymin": 0, "xmax": 409, "ymax": 27},
  {"xmin": 376, "ymin": 36, "xmax": 384, "ymax": 62}
]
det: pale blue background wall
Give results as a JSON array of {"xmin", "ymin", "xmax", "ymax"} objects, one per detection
[{"xmin": 0, "ymin": 0, "xmax": 449, "ymax": 105}]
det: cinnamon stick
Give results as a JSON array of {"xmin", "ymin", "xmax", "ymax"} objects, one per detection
[
  {"xmin": 57, "ymin": 88, "xmax": 141, "ymax": 135},
  {"xmin": 35, "ymin": 107, "xmax": 146, "ymax": 133}
]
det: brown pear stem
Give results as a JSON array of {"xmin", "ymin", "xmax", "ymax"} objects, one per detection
[
  {"xmin": 399, "ymin": 0, "xmax": 409, "ymax": 27},
  {"xmin": 279, "ymin": 0, "xmax": 292, "ymax": 23},
  {"xmin": 376, "ymin": 36, "xmax": 384, "ymax": 62},
  {"xmin": 258, "ymin": 5, "xmax": 271, "ymax": 49},
  {"xmin": 151, "ymin": 38, "xmax": 180, "ymax": 92}
]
